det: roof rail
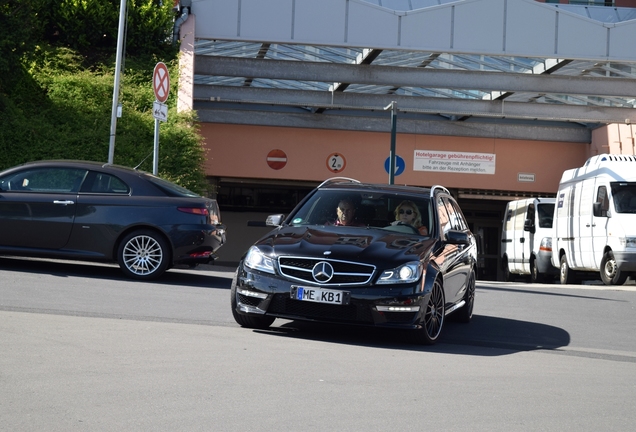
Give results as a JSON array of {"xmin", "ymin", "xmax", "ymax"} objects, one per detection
[
  {"xmin": 317, "ymin": 177, "xmax": 361, "ymax": 188},
  {"xmin": 430, "ymin": 185, "xmax": 450, "ymax": 199}
]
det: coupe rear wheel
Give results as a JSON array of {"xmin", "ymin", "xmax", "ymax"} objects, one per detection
[
  {"xmin": 600, "ymin": 250, "xmax": 628, "ymax": 285},
  {"xmin": 411, "ymin": 279, "xmax": 445, "ymax": 345},
  {"xmin": 117, "ymin": 229, "xmax": 170, "ymax": 280},
  {"xmin": 230, "ymin": 272, "xmax": 275, "ymax": 329}
]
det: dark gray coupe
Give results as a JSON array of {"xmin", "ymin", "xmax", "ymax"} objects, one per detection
[{"xmin": 0, "ymin": 160, "xmax": 225, "ymax": 280}]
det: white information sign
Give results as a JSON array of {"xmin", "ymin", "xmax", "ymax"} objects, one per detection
[
  {"xmin": 414, "ymin": 150, "xmax": 496, "ymax": 175},
  {"xmin": 153, "ymin": 101, "xmax": 168, "ymax": 122},
  {"xmin": 518, "ymin": 173, "xmax": 535, "ymax": 182}
]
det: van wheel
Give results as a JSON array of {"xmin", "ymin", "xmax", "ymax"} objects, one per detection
[
  {"xmin": 600, "ymin": 251, "xmax": 628, "ymax": 285},
  {"xmin": 559, "ymin": 255, "xmax": 576, "ymax": 285},
  {"xmin": 502, "ymin": 256, "xmax": 511, "ymax": 282},
  {"xmin": 530, "ymin": 257, "xmax": 543, "ymax": 283}
]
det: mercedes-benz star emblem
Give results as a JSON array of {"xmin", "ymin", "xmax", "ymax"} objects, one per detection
[{"xmin": 312, "ymin": 261, "xmax": 334, "ymax": 283}]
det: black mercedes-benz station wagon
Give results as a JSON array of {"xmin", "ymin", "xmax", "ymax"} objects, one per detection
[
  {"xmin": 231, "ymin": 178, "xmax": 477, "ymax": 345},
  {"xmin": 0, "ymin": 160, "xmax": 225, "ymax": 280}
]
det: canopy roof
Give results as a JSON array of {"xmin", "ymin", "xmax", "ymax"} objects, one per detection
[{"xmin": 189, "ymin": 0, "xmax": 636, "ymax": 143}]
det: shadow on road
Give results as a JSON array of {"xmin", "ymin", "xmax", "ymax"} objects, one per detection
[
  {"xmin": 253, "ymin": 314, "xmax": 570, "ymax": 356},
  {"xmin": 0, "ymin": 256, "xmax": 234, "ymax": 289}
]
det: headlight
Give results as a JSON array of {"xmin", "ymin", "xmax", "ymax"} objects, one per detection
[
  {"xmin": 376, "ymin": 261, "xmax": 423, "ymax": 284},
  {"xmin": 619, "ymin": 237, "xmax": 636, "ymax": 248},
  {"xmin": 244, "ymin": 246, "xmax": 275, "ymax": 274},
  {"xmin": 539, "ymin": 237, "xmax": 552, "ymax": 252}
]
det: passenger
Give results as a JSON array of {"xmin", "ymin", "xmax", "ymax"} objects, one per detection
[
  {"xmin": 334, "ymin": 198, "xmax": 363, "ymax": 226},
  {"xmin": 392, "ymin": 200, "xmax": 428, "ymax": 235}
]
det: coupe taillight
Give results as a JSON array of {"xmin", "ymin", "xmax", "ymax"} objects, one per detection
[{"xmin": 178, "ymin": 207, "xmax": 209, "ymax": 216}]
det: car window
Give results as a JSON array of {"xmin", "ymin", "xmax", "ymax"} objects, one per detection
[
  {"xmin": 88, "ymin": 172, "xmax": 130, "ymax": 194},
  {"xmin": 0, "ymin": 167, "xmax": 87, "ymax": 193},
  {"xmin": 144, "ymin": 174, "xmax": 200, "ymax": 197},
  {"xmin": 437, "ymin": 197, "xmax": 451, "ymax": 235},
  {"xmin": 449, "ymin": 199, "xmax": 469, "ymax": 231}
]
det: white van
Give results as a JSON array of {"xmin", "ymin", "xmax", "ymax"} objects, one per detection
[
  {"xmin": 552, "ymin": 154, "xmax": 636, "ymax": 285},
  {"xmin": 501, "ymin": 198, "xmax": 557, "ymax": 283}
]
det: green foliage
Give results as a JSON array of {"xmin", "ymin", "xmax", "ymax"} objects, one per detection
[
  {"xmin": 44, "ymin": 0, "xmax": 177, "ymax": 59},
  {"xmin": 0, "ymin": 1, "xmax": 209, "ymax": 195}
]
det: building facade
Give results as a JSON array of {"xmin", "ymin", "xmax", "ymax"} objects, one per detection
[{"xmin": 175, "ymin": 0, "xmax": 636, "ymax": 279}]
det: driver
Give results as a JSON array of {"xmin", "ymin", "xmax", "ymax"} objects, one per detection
[
  {"xmin": 392, "ymin": 200, "xmax": 428, "ymax": 235},
  {"xmin": 335, "ymin": 198, "xmax": 363, "ymax": 226}
]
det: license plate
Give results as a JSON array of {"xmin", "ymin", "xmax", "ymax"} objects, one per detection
[{"xmin": 290, "ymin": 286, "xmax": 350, "ymax": 305}]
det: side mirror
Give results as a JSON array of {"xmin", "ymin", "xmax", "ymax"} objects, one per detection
[
  {"xmin": 445, "ymin": 230, "xmax": 470, "ymax": 246},
  {"xmin": 266, "ymin": 214, "xmax": 285, "ymax": 227},
  {"xmin": 523, "ymin": 219, "xmax": 535, "ymax": 234}
]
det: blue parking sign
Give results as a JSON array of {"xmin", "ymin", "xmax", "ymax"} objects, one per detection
[{"xmin": 384, "ymin": 155, "xmax": 405, "ymax": 176}]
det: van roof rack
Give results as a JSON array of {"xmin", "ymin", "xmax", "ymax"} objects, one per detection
[{"xmin": 317, "ymin": 177, "xmax": 361, "ymax": 188}]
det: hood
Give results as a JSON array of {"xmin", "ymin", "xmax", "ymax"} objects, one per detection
[{"xmin": 254, "ymin": 225, "xmax": 435, "ymax": 267}]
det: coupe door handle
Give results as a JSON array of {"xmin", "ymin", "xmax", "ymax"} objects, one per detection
[{"xmin": 53, "ymin": 200, "xmax": 75, "ymax": 205}]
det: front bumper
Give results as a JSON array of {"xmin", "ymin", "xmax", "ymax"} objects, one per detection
[
  {"xmin": 536, "ymin": 250, "xmax": 558, "ymax": 275},
  {"xmin": 613, "ymin": 251, "xmax": 636, "ymax": 272},
  {"xmin": 234, "ymin": 266, "xmax": 429, "ymax": 329}
]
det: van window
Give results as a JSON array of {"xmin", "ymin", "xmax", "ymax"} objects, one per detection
[
  {"xmin": 596, "ymin": 186, "xmax": 609, "ymax": 213},
  {"xmin": 526, "ymin": 204, "xmax": 535, "ymax": 225}
]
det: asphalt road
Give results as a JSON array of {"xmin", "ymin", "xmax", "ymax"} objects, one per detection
[{"xmin": 1, "ymin": 256, "xmax": 636, "ymax": 431}]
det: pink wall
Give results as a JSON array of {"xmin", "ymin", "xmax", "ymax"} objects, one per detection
[
  {"xmin": 591, "ymin": 124, "xmax": 636, "ymax": 156},
  {"xmin": 200, "ymin": 123, "xmax": 589, "ymax": 195}
]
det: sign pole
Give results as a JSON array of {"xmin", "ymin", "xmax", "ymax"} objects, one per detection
[
  {"xmin": 384, "ymin": 101, "xmax": 398, "ymax": 185},
  {"xmin": 153, "ymin": 118, "xmax": 160, "ymax": 175},
  {"xmin": 108, "ymin": 0, "xmax": 127, "ymax": 164}
]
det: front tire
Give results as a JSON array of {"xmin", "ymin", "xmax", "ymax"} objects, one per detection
[
  {"xmin": 559, "ymin": 254, "xmax": 576, "ymax": 285},
  {"xmin": 411, "ymin": 279, "xmax": 445, "ymax": 345},
  {"xmin": 117, "ymin": 229, "xmax": 170, "ymax": 280},
  {"xmin": 600, "ymin": 250, "xmax": 628, "ymax": 285},
  {"xmin": 230, "ymin": 271, "xmax": 276, "ymax": 329}
]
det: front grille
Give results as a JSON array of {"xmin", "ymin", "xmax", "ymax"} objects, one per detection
[
  {"xmin": 278, "ymin": 256, "xmax": 375, "ymax": 286},
  {"xmin": 268, "ymin": 294, "xmax": 374, "ymax": 324}
]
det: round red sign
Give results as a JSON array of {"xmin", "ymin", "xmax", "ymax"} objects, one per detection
[
  {"xmin": 153, "ymin": 62, "xmax": 170, "ymax": 103},
  {"xmin": 267, "ymin": 149, "xmax": 287, "ymax": 170}
]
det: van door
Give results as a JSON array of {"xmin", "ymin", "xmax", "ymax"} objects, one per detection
[
  {"xmin": 522, "ymin": 203, "xmax": 535, "ymax": 273},
  {"xmin": 591, "ymin": 184, "xmax": 610, "ymax": 269},
  {"xmin": 511, "ymin": 201, "xmax": 526, "ymax": 273},
  {"xmin": 578, "ymin": 178, "xmax": 596, "ymax": 269}
]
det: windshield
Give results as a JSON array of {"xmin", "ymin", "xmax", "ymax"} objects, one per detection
[
  {"xmin": 611, "ymin": 182, "xmax": 636, "ymax": 213},
  {"xmin": 537, "ymin": 203, "xmax": 554, "ymax": 228},
  {"xmin": 288, "ymin": 189, "xmax": 432, "ymax": 235}
]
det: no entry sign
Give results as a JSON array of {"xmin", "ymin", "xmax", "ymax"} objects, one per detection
[
  {"xmin": 267, "ymin": 149, "xmax": 287, "ymax": 170},
  {"xmin": 153, "ymin": 62, "xmax": 170, "ymax": 103}
]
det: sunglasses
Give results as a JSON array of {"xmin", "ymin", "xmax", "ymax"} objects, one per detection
[{"xmin": 399, "ymin": 209, "xmax": 413, "ymax": 215}]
